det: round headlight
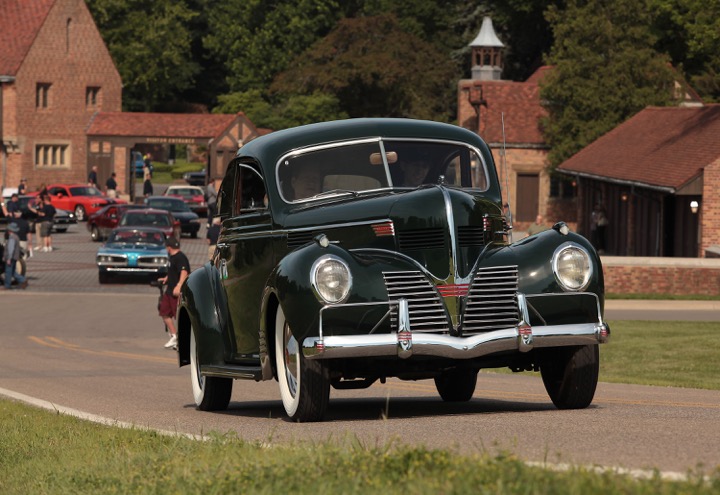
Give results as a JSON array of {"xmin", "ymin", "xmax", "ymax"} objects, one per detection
[
  {"xmin": 552, "ymin": 243, "xmax": 593, "ymax": 291},
  {"xmin": 312, "ymin": 256, "xmax": 352, "ymax": 303}
]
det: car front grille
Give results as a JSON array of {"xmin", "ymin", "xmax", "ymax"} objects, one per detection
[
  {"xmin": 383, "ymin": 265, "xmax": 519, "ymax": 335},
  {"xmin": 462, "ymin": 265, "xmax": 519, "ymax": 334},
  {"xmin": 383, "ymin": 271, "xmax": 448, "ymax": 333}
]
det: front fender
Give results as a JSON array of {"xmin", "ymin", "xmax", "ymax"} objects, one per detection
[
  {"xmin": 177, "ymin": 262, "xmax": 230, "ymax": 367},
  {"xmin": 265, "ymin": 241, "xmax": 422, "ymax": 343}
]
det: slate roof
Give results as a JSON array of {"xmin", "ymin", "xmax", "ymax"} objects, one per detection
[
  {"xmin": 558, "ymin": 105, "xmax": 720, "ymax": 191},
  {"xmin": 0, "ymin": 0, "xmax": 55, "ymax": 76},
  {"xmin": 87, "ymin": 112, "xmax": 239, "ymax": 139}
]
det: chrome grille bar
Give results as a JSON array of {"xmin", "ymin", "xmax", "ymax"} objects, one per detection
[
  {"xmin": 383, "ymin": 271, "xmax": 448, "ymax": 333},
  {"xmin": 463, "ymin": 265, "xmax": 520, "ymax": 334}
]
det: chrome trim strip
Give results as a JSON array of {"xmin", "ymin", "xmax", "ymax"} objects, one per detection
[{"xmin": 302, "ymin": 322, "xmax": 606, "ymax": 360}]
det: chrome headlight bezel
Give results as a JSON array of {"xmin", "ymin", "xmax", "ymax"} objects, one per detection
[
  {"xmin": 552, "ymin": 242, "xmax": 593, "ymax": 292},
  {"xmin": 311, "ymin": 255, "xmax": 352, "ymax": 304}
]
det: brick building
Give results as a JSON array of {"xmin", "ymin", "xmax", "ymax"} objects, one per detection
[
  {"xmin": 0, "ymin": 0, "xmax": 260, "ymax": 197},
  {"xmin": 457, "ymin": 17, "xmax": 714, "ymax": 257},
  {"xmin": 0, "ymin": 0, "xmax": 122, "ymax": 192}
]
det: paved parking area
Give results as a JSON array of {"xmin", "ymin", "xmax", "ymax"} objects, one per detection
[{"xmin": 19, "ymin": 219, "xmax": 212, "ymax": 295}]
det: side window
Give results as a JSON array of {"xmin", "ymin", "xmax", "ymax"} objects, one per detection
[
  {"xmin": 217, "ymin": 167, "xmax": 236, "ymax": 219},
  {"xmin": 234, "ymin": 164, "xmax": 267, "ymax": 215}
]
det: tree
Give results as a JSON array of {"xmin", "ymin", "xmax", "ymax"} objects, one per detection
[
  {"xmin": 540, "ymin": 0, "xmax": 674, "ymax": 168},
  {"xmin": 214, "ymin": 89, "xmax": 347, "ymax": 130},
  {"xmin": 270, "ymin": 15, "xmax": 458, "ymax": 121},
  {"xmin": 652, "ymin": 0, "xmax": 720, "ymax": 102},
  {"xmin": 202, "ymin": 0, "xmax": 344, "ymax": 93},
  {"xmin": 86, "ymin": 0, "xmax": 200, "ymax": 112}
]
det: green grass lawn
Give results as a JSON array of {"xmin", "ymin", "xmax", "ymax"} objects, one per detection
[{"xmin": 1, "ymin": 321, "xmax": 719, "ymax": 494}]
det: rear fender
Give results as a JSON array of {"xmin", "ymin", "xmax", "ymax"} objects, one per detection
[{"xmin": 177, "ymin": 262, "xmax": 230, "ymax": 367}]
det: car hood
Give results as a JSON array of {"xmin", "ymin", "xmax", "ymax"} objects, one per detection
[
  {"xmin": 99, "ymin": 243, "xmax": 167, "ymax": 255},
  {"xmin": 281, "ymin": 186, "xmax": 506, "ymax": 280}
]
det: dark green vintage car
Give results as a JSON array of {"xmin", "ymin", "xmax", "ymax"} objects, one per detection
[{"xmin": 176, "ymin": 118, "xmax": 610, "ymax": 422}]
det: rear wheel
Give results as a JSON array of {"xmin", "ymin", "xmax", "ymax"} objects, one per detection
[
  {"xmin": 190, "ymin": 324, "xmax": 232, "ymax": 410},
  {"xmin": 540, "ymin": 345, "xmax": 599, "ymax": 409},
  {"xmin": 275, "ymin": 305, "xmax": 329, "ymax": 422},
  {"xmin": 90, "ymin": 226, "xmax": 100, "ymax": 242},
  {"xmin": 434, "ymin": 369, "xmax": 478, "ymax": 402}
]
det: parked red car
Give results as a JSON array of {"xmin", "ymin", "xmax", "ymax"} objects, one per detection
[
  {"xmin": 87, "ymin": 203, "xmax": 148, "ymax": 242},
  {"xmin": 118, "ymin": 208, "xmax": 181, "ymax": 241},
  {"xmin": 43, "ymin": 184, "xmax": 125, "ymax": 221},
  {"xmin": 163, "ymin": 185, "xmax": 207, "ymax": 216}
]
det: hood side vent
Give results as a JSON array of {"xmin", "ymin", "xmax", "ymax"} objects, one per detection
[
  {"xmin": 457, "ymin": 226, "xmax": 486, "ymax": 247},
  {"xmin": 396, "ymin": 228, "xmax": 444, "ymax": 250},
  {"xmin": 287, "ymin": 231, "xmax": 315, "ymax": 249}
]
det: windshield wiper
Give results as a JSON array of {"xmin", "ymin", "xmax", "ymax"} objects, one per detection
[{"xmin": 309, "ymin": 189, "xmax": 359, "ymax": 199}]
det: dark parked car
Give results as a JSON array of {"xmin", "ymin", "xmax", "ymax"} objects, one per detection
[
  {"xmin": 183, "ymin": 169, "xmax": 206, "ymax": 186},
  {"xmin": 119, "ymin": 208, "xmax": 180, "ymax": 241},
  {"xmin": 176, "ymin": 118, "xmax": 610, "ymax": 422},
  {"xmin": 87, "ymin": 204, "xmax": 147, "ymax": 242},
  {"xmin": 144, "ymin": 196, "xmax": 201, "ymax": 238},
  {"xmin": 96, "ymin": 227, "xmax": 168, "ymax": 284}
]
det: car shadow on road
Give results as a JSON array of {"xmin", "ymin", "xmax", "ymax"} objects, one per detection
[{"xmin": 183, "ymin": 395, "xmax": 562, "ymax": 422}]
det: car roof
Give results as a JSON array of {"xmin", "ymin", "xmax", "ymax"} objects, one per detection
[{"xmin": 235, "ymin": 118, "xmax": 489, "ymax": 164}]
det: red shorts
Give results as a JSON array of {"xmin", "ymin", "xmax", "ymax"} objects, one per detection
[{"xmin": 159, "ymin": 293, "xmax": 179, "ymax": 318}]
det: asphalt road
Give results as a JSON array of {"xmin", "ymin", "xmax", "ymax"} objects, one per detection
[{"xmin": 1, "ymin": 226, "xmax": 719, "ymax": 475}]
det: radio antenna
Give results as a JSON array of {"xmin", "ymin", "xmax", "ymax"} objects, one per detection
[{"xmin": 501, "ymin": 113, "xmax": 512, "ymax": 230}]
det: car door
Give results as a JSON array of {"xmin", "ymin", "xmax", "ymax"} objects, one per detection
[
  {"xmin": 47, "ymin": 186, "xmax": 71, "ymax": 211},
  {"xmin": 99, "ymin": 206, "xmax": 118, "ymax": 238},
  {"xmin": 216, "ymin": 162, "xmax": 272, "ymax": 363}
]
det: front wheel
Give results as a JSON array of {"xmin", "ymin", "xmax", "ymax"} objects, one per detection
[
  {"xmin": 434, "ymin": 368, "xmax": 478, "ymax": 402},
  {"xmin": 275, "ymin": 305, "xmax": 329, "ymax": 422},
  {"xmin": 74, "ymin": 205, "xmax": 86, "ymax": 221},
  {"xmin": 540, "ymin": 345, "xmax": 599, "ymax": 409},
  {"xmin": 90, "ymin": 226, "xmax": 100, "ymax": 242},
  {"xmin": 190, "ymin": 324, "xmax": 232, "ymax": 410}
]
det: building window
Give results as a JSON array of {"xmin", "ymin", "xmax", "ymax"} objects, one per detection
[
  {"xmin": 35, "ymin": 144, "xmax": 69, "ymax": 168},
  {"xmin": 86, "ymin": 86, "xmax": 100, "ymax": 109},
  {"xmin": 36, "ymin": 83, "xmax": 51, "ymax": 109},
  {"xmin": 550, "ymin": 176, "xmax": 577, "ymax": 199}
]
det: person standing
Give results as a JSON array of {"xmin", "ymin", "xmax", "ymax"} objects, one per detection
[
  {"xmin": 205, "ymin": 177, "xmax": 218, "ymax": 227},
  {"xmin": 17, "ymin": 178, "xmax": 27, "ymax": 195},
  {"xmin": 37, "ymin": 197, "xmax": 56, "ymax": 252},
  {"xmin": 28, "ymin": 196, "xmax": 45, "ymax": 252},
  {"xmin": 10, "ymin": 210, "xmax": 30, "ymax": 258},
  {"xmin": 105, "ymin": 172, "xmax": 118, "ymax": 198},
  {"xmin": 2, "ymin": 223, "xmax": 28, "ymax": 290},
  {"xmin": 2, "ymin": 193, "xmax": 20, "ymax": 217},
  {"xmin": 206, "ymin": 216, "xmax": 221, "ymax": 260},
  {"xmin": 88, "ymin": 166, "xmax": 99, "ymax": 187},
  {"xmin": 143, "ymin": 175, "xmax": 154, "ymax": 198},
  {"xmin": 157, "ymin": 237, "xmax": 190, "ymax": 349},
  {"xmin": 526, "ymin": 214, "xmax": 550, "ymax": 237},
  {"xmin": 591, "ymin": 203, "xmax": 608, "ymax": 254}
]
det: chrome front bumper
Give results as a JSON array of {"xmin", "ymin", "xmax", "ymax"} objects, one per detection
[{"xmin": 302, "ymin": 294, "xmax": 610, "ymax": 360}]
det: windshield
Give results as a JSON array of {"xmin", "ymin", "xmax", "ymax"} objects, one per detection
[
  {"xmin": 120, "ymin": 212, "xmax": 171, "ymax": 227},
  {"xmin": 108, "ymin": 230, "xmax": 165, "ymax": 246},
  {"xmin": 277, "ymin": 139, "xmax": 488, "ymax": 203},
  {"xmin": 69, "ymin": 186, "xmax": 103, "ymax": 197},
  {"xmin": 147, "ymin": 199, "xmax": 189, "ymax": 212}
]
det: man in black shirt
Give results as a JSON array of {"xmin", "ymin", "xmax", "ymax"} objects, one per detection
[
  {"xmin": 157, "ymin": 236, "xmax": 190, "ymax": 349},
  {"xmin": 105, "ymin": 172, "xmax": 118, "ymax": 198}
]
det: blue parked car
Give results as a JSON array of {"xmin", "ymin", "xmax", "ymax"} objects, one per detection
[
  {"xmin": 132, "ymin": 151, "xmax": 152, "ymax": 178},
  {"xmin": 96, "ymin": 227, "xmax": 169, "ymax": 284}
]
